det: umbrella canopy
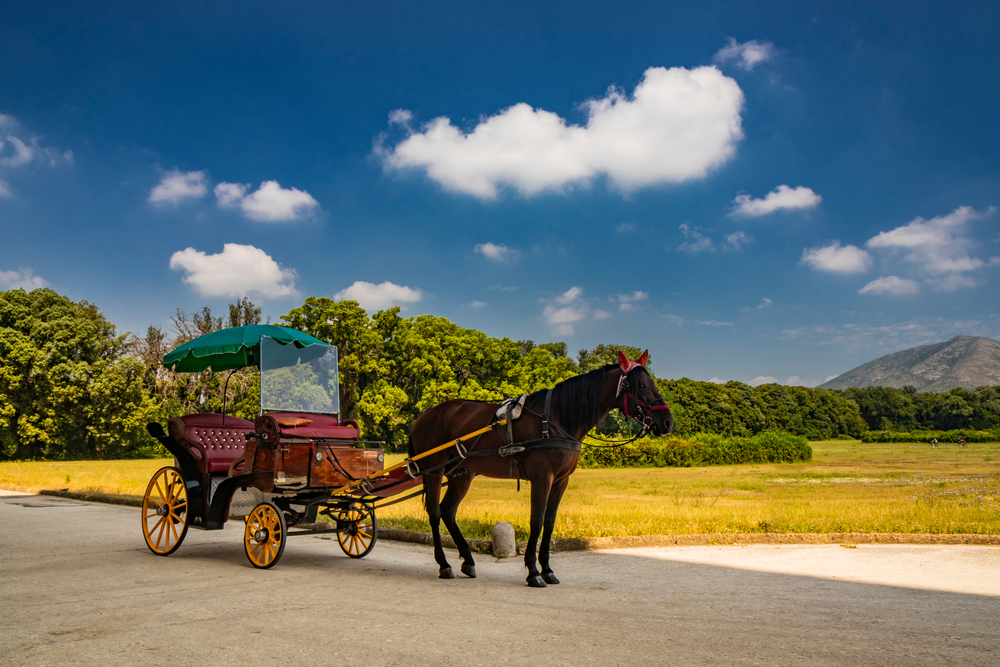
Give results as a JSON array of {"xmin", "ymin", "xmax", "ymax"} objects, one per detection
[{"xmin": 162, "ymin": 325, "xmax": 328, "ymax": 373}]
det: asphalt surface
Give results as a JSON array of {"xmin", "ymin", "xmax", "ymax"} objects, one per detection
[{"xmin": 2, "ymin": 489, "xmax": 998, "ymax": 666}]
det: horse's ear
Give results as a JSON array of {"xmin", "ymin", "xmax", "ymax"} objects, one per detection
[
  {"xmin": 638, "ymin": 349, "xmax": 649, "ymax": 367},
  {"xmin": 618, "ymin": 350, "xmax": 630, "ymax": 371}
]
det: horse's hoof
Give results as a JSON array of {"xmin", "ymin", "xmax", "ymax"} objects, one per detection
[
  {"xmin": 461, "ymin": 562, "xmax": 477, "ymax": 578},
  {"xmin": 526, "ymin": 575, "xmax": 547, "ymax": 588},
  {"xmin": 439, "ymin": 567, "xmax": 455, "ymax": 579},
  {"xmin": 541, "ymin": 572, "xmax": 560, "ymax": 585}
]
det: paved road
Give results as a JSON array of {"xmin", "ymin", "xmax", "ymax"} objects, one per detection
[{"xmin": 2, "ymin": 490, "xmax": 998, "ymax": 666}]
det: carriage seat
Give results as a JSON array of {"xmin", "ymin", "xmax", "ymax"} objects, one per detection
[
  {"xmin": 167, "ymin": 413, "xmax": 255, "ymax": 474},
  {"xmin": 264, "ymin": 412, "xmax": 359, "ymax": 440}
]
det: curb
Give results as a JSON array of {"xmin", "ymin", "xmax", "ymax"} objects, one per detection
[{"xmin": 26, "ymin": 489, "xmax": 1000, "ymax": 551}]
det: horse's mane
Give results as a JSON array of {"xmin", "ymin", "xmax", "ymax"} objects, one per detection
[{"xmin": 526, "ymin": 363, "xmax": 617, "ymax": 436}]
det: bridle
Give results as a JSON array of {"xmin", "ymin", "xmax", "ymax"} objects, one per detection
[{"xmin": 618, "ymin": 371, "xmax": 672, "ymax": 434}]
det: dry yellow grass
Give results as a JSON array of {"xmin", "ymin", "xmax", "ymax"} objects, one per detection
[{"xmin": 2, "ymin": 440, "xmax": 997, "ymax": 540}]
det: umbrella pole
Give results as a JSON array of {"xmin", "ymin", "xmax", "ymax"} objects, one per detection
[{"xmin": 222, "ymin": 369, "xmax": 233, "ymax": 425}]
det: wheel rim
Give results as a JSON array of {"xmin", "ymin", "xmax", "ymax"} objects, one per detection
[
  {"xmin": 338, "ymin": 504, "xmax": 376, "ymax": 558},
  {"xmin": 244, "ymin": 503, "xmax": 286, "ymax": 568},
  {"xmin": 141, "ymin": 467, "xmax": 188, "ymax": 556}
]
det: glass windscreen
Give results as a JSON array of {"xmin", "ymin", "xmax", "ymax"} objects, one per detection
[{"xmin": 259, "ymin": 336, "xmax": 340, "ymax": 415}]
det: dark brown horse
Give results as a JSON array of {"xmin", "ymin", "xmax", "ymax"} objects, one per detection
[{"xmin": 408, "ymin": 351, "xmax": 674, "ymax": 587}]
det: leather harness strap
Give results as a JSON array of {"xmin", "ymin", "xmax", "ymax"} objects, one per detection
[{"xmin": 542, "ymin": 388, "xmax": 553, "ymax": 439}]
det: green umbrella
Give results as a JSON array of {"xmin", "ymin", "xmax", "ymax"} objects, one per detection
[{"xmin": 162, "ymin": 325, "xmax": 328, "ymax": 373}]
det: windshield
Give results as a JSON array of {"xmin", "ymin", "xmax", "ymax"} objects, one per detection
[{"xmin": 259, "ymin": 336, "xmax": 340, "ymax": 415}]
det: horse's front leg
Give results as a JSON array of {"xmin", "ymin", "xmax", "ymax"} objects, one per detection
[
  {"xmin": 440, "ymin": 470, "xmax": 477, "ymax": 578},
  {"xmin": 539, "ymin": 475, "xmax": 570, "ymax": 585},
  {"xmin": 524, "ymin": 476, "xmax": 552, "ymax": 588},
  {"xmin": 423, "ymin": 474, "xmax": 453, "ymax": 579}
]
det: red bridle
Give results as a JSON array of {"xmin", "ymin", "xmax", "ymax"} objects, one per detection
[{"xmin": 616, "ymin": 350, "xmax": 671, "ymax": 432}]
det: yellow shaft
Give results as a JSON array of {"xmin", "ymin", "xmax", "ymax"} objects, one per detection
[{"xmin": 328, "ymin": 419, "xmax": 506, "ymax": 497}]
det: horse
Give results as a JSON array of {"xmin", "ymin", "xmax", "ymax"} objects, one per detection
[{"xmin": 408, "ymin": 350, "xmax": 674, "ymax": 587}]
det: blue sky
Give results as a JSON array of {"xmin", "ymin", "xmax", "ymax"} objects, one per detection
[{"xmin": 2, "ymin": 1, "xmax": 999, "ymax": 386}]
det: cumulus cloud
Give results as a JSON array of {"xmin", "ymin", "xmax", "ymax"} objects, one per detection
[
  {"xmin": 0, "ymin": 267, "xmax": 47, "ymax": 290},
  {"xmin": 468, "ymin": 300, "xmax": 487, "ymax": 308},
  {"xmin": 334, "ymin": 280, "xmax": 423, "ymax": 311},
  {"xmin": 865, "ymin": 206, "xmax": 995, "ymax": 291},
  {"xmin": 695, "ymin": 320, "xmax": 734, "ymax": 326},
  {"xmin": 379, "ymin": 66, "xmax": 744, "ymax": 199},
  {"xmin": 725, "ymin": 230, "xmax": 751, "ymax": 251},
  {"xmin": 149, "ymin": 170, "xmax": 209, "ymax": 205},
  {"xmin": 593, "ymin": 310, "xmax": 612, "ymax": 320},
  {"xmin": 800, "ymin": 241, "xmax": 872, "ymax": 274},
  {"xmin": 555, "ymin": 286, "xmax": 583, "ymax": 304},
  {"xmin": 678, "ymin": 224, "xmax": 714, "ymax": 253},
  {"xmin": 730, "ymin": 185, "xmax": 822, "ymax": 217},
  {"xmin": 543, "ymin": 305, "xmax": 587, "ymax": 336},
  {"xmin": 169, "ymin": 244, "xmax": 298, "ymax": 298},
  {"xmin": 708, "ymin": 377, "xmax": 725, "ymax": 384},
  {"xmin": 615, "ymin": 222, "xmax": 636, "ymax": 233},
  {"xmin": 215, "ymin": 180, "xmax": 319, "ymax": 222},
  {"xmin": 858, "ymin": 275, "xmax": 920, "ymax": 296},
  {"xmin": 757, "ymin": 297, "xmax": 772, "ymax": 309},
  {"xmin": 616, "ymin": 290, "xmax": 648, "ymax": 312},
  {"xmin": 474, "ymin": 242, "xmax": 517, "ymax": 262},
  {"xmin": 0, "ymin": 113, "xmax": 72, "ymax": 170},
  {"xmin": 786, "ymin": 376, "xmax": 821, "ymax": 387},
  {"xmin": 749, "ymin": 376, "xmax": 780, "ymax": 386},
  {"xmin": 0, "ymin": 179, "xmax": 11, "ymax": 198},
  {"xmin": 713, "ymin": 38, "xmax": 777, "ymax": 71}
]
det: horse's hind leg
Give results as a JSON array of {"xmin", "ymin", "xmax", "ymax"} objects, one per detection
[
  {"xmin": 440, "ymin": 471, "xmax": 477, "ymax": 578},
  {"xmin": 524, "ymin": 476, "xmax": 552, "ymax": 588},
  {"xmin": 423, "ymin": 474, "xmax": 453, "ymax": 579},
  {"xmin": 539, "ymin": 475, "xmax": 570, "ymax": 585}
]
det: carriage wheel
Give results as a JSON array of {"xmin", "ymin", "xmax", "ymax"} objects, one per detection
[
  {"xmin": 337, "ymin": 502, "xmax": 377, "ymax": 558},
  {"xmin": 141, "ymin": 466, "xmax": 189, "ymax": 556},
  {"xmin": 244, "ymin": 502, "xmax": 287, "ymax": 569}
]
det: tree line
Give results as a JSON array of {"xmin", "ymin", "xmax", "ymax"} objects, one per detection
[{"xmin": 3, "ymin": 287, "xmax": 998, "ymax": 459}]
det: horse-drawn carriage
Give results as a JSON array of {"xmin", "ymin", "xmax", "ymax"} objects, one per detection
[{"xmin": 142, "ymin": 325, "xmax": 673, "ymax": 585}]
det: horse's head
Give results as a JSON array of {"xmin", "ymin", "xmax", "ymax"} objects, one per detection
[{"xmin": 617, "ymin": 350, "xmax": 674, "ymax": 436}]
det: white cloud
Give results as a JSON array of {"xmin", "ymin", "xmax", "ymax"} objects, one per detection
[
  {"xmin": 0, "ymin": 267, "xmax": 47, "ymax": 290},
  {"xmin": 663, "ymin": 314, "xmax": 685, "ymax": 327},
  {"xmin": 749, "ymin": 376, "xmax": 779, "ymax": 386},
  {"xmin": 474, "ymin": 242, "xmax": 517, "ymax": 262},
  {"xmin": 725, "ymin": 230, "xmax": 751, "ymax": 251},
  {"xmin": 0, "ymin": 179, "xmax": 11, "ymax": 198},
  {"xmin": 334, "ymin": 280, "xmax": 423, "ymax": 311},
  {"xmin": 757, "ymin": 297, "xmax": 772, "ymax": 309},
  {"xmin": 695, "ymin": 320, "xmax": 734, "ymax": 326},
  {"xmin": 0, "ymin": 113, "xmax": 72, "ymax": 170},
  {"xmin": 214, "ymin": 182, "xmax": 249, "ymax": 207},
  {"xmin": 594, "ymin": 309, "xmax": 612, "ymax": 320},
  {"xmin": 800, "ymin": 241, "xmax": 872, "ymax": 274},
  {"xmin": 730, "ymin": 185, "xmax": 822, "ymax": 217},
  {"xmin": 615, "ymin": 222, "xmax": 636, "ymax": 233},
  {"xmin": 713, "ymin": 38, "xmax": 777, "ymax": 71},
  {"xmin": 858, "ymin": 275, "xmax": 920, "ymax": 296},
  {"xmin": 149, "ymin": 170, "xmax": 208, "ymax": 205},
  {"xmin": 616, "ymin": 290, "xmax": 648, "ymax": 311},
  {"xmin": 555, "ymin": 286, "xmax": 583, "ymax": 304},
  {"xmin": 388, "ymin": 109, "xmax": 413, "ymax": 127},
  {"xmin": 238, "ymin": 181, "xmax": 319, "ymax": 222},
  {"xmin": 379, "ymin": 66, "xmax": 744, "ymax": 199},
  {"xmin": 678, "ymin": 223, "xmax": 714, "ymax": 253},
  {"xmin": 865, "ymin": 206, "xmax": 995, "ymax": 291},
  {"xmin": 543, "ymin": 304, "xmax": 587, "ymax": 336},
  {"xmin": 825, "ymin": 375, "xmax": 839, "ymax": 383},
  {"xmin": 708, "ymin": 377, "xmax": 725, "ymax": 384},
  {"xmin": 468, "ymin": 300, "xmax": 487, "ymax": 308},
  {"xmin": 169, "ymin": 244, "xmax": 298, "ymax": 299},
  {"xmin": 786, "ymin": 376, "xmax": 820, "ymax": 387}
]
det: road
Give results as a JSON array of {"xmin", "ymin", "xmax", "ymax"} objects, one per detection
[{"xmin": 2, "ymin": 489, "xmax": 998, "ymax": 666}]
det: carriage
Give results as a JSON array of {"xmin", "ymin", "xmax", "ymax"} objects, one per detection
[
  {"xmin": 141, "ymin": 326, "xmax": 506, "ymax": 568},
  {"xmin": 142, "ymin": 325, "xmax": 673, "ymax": 585}
]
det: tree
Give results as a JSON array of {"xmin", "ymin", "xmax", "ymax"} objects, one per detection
[{"xmin": 0, "ymin": 288, "xmax": 156, "ymax": 459}]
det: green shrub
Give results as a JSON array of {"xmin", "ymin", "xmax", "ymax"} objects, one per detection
[
  {"xmin": 578, "ymin": 431, "xmax": 812, "ymax": 468},
  {"xmin": 860, "ymin": 429, "xmax": 1000, "ymax": 443}
]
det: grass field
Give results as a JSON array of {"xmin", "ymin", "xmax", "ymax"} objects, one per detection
[{"xmin": 2, "ymin": 440, "xmax": 998, "ymax": 541}]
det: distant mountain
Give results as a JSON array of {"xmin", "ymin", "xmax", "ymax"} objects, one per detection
[{"xmin": 820, "ymin": 336, "xmax": 1000, "ymax": 392}]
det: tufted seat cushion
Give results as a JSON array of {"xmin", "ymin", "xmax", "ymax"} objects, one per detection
[{"xmin": 169, "ymin": 413, "xmax": 255, "ymax": 474}]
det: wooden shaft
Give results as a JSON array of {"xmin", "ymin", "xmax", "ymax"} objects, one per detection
[{"xmin": 328, "ymin": 419, "xmax": 507, "ymax": 497}]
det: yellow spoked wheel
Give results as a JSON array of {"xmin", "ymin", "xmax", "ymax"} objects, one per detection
[
  {"xmin": 141, "ymin": 466, "xmax": 189, "ymax": 556},
  {"xmin": 244, "ymin": 502, "xmax": 287, "ymax": 569},
  {"xmin": 337, "ymin": 502, "xmax": 377, "ymax": 559}
]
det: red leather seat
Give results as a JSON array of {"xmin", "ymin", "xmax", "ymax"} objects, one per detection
[
  {"xmin": 169, "ymin": 413, "xmax": 255, "ymax": 474},
  {"xmin": 265, "ymin": 412, "xmax": 359, "ymax": 440}
]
